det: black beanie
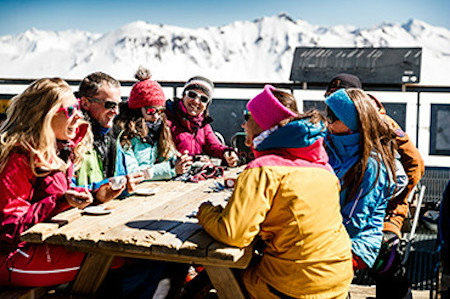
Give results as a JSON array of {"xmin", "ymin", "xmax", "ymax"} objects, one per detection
[{"xmin": 326, "ymin": 73, "xmax": 362, "ymax": 94}]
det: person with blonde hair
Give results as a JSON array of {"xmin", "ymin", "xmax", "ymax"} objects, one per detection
[
  {"xmin": 197, "ymin": 85, "xmax": 353, "ymax": 298},
  {"xmin": 0, "ymin": 78, "xmax": 96, "ymax": 286}
]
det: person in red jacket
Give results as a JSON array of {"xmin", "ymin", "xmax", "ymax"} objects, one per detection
[
  {"xmin": 0, "ymin": 78, "xmax": 96, "ymax": 287},
  {"xmin": 165, "ymin": 76, "xmax": 238, "ymax": 166}
]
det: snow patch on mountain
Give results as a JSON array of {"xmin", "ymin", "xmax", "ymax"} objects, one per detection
[{"xmin": 0, "ymin": 14, "xmax": 449, "ymax": 85}]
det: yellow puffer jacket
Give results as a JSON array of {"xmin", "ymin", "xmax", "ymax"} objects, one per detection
[{"xmin": 198, "ymin": 138, "xmax": 353, "ymax": 299}]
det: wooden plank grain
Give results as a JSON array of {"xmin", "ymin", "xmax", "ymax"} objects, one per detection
[
  {"xmin": 71, "ymin": 253, "xmax": 113, "ymax": 295},
  {"xmin": 44, "ymin": 184, "xmax": 191, "ymax": 247},
  {"xmin": 204, "ymin": 266, "xmax": 245, "ymax": 299}
]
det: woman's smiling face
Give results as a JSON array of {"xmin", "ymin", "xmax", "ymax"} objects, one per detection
[
  {"xmin": 182, "ymin": 88, "xmax": 208, "ymax": 117},
  {"xmin": 51, "ymin": 92, "xmax": 82, "ymax": 140}
]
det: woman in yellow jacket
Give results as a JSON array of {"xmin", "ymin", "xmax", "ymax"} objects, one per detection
[{"xmin": 197, "ymin": 85, "xmax": 353, "ymax": 298}]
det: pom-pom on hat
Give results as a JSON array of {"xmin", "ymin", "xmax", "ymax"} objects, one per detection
[
  {"xmin": 247, "ymin": 85, "xmax": 298, "ymax": 131},
  {"xmin": 183, "ymin": 76, "xmax": 214, "ymax": 102},
  {"xmin": 128, "ymin": 66, "xmax": 166, "ymax": 109},
  {"xmin": 325, "ymin": 88, "xmax": 359, "ymax": 131}
]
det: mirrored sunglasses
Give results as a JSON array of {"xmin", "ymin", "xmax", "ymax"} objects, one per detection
[
  {"xmin": 243, "ymin": 110, "xmax": 251, "ymax": 122},
  {"xmin": 186, "ymin": 90, "xmax": 209, "ymax": 104},
  {"xmin": 88, "ymin": 97, "xmax": 119, "ymax": 110},
  {"xmin": 57, "ymin": 103, "xmax": 80, "ymax": 119},
  {"xmin": 146, "ymin": 107, "xmax": 165, "ymax": 116}
]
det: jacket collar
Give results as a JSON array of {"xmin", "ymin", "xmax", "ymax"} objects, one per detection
[{"xmin": 252, "ymin": 119, "xmax": 330, "ymax": 165}]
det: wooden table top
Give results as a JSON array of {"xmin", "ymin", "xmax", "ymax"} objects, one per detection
[{"xmin": 21, "ymin": 166, "xmax": 252, "ymax": 269}]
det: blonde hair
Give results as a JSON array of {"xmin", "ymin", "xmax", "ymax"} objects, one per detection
[{"xmin": 0, "ymin": 78, "xmax": 90, "ymax": 175}]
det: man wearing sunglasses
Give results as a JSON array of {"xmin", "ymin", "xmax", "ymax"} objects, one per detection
[{"xmin": 74, "ymin": 72, "xmax": 143, "ymax": 199}]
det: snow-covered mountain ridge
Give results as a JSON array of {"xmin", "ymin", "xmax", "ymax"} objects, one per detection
[{"xmin": 0, "ymin": 13, "xmax": 449, "ymax": 85}]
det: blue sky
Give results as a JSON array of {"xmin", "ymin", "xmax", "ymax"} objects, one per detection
[{"xmin": 0, "ymin": 0, "xmax": 448, "ymax": 36}]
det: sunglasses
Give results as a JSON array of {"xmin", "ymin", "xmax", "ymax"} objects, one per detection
[
  {"xmin": 186, "ymin": 90, "xmax": 209, "ymax": 104},
  {"xmin": 326, "ymin": 106, "xmax": 339, "ymax": 124},
  {"xmin": 87, "ymin": 97, "xmax": 119, "ymax": 110},
  {"xmin": 243, "ymin": 110, "xmax": 251, "ymax": 122},
  {"xmin": 146, "ymin": 107, "xmax": 165, "ymax": 116},
  {"xmin": 57, "ymin": 103, "xmax": 80, "ymax": 119},
  {"xmin": 324, "ymin": 79, "xmax": 341, "ymax": 97}
]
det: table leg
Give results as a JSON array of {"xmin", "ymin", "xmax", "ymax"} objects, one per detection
[
  {"xmin": 72, "ymin": 253, "xmax": 114, "ymax": 295},
  {"xmin": 204, "ymin": 266, "xmax": 245, "ymax": 299}
]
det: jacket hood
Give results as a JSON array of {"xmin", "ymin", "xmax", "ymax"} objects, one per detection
[
  {"xmin": 255, "ymin": 119, "xmax": 326, "ymax": 151},
  {"xmin": 252, "ymin": 119, "xmax": 330, "ymax": 166}
]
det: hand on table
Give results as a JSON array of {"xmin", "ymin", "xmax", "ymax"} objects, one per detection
[
  {"xmin": 126, "ymin": 172, "xmax": 145, "ymax": 193},
  {"xmin": 95, "ymin": 182, "xmax": 125, "ymax": 203},
  {"xmin": 64, "ymin": 189, "xmax": 93, "ymax": 209},
  {"xmin": 175, "ymin": 150, "xmax": 193, "ymax": 175},
  {"xmin": 224, "ymin": 150, "xmax": 239, "ymax": 167}
]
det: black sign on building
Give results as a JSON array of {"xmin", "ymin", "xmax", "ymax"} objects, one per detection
[{"xmin": 289, "ymin": 47, "xmax": 422, "ymax": 84}]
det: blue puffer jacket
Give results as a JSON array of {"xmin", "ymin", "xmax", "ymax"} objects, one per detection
[
  {"xmin": 123, "ymin": 137, "xmax": 176, "ymax": 180},
  {"xmin": 325, "ymin": 132, "xmax": 396, "ymax": 267}
]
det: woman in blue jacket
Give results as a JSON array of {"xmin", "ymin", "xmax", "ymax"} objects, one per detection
[
  {"xmin": 115, "ymin": 67, "xmax": 192, "ymax": 180},
  {"xmin": 325, "ymin": 88, "xmax": 398, "ymax": 270}
]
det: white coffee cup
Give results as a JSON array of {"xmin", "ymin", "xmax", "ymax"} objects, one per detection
[
  {"xmin": 142, "ymin": 168, "xmax": 154, "ymax": 180},
  {"xmin": 109, "ymin": 176, "xmax": 126, "ymax": 190}
]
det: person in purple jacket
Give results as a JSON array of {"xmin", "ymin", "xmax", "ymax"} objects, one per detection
[{"xmin": 165, "ymin": 76, "xmax": 238, "ymax": 166}]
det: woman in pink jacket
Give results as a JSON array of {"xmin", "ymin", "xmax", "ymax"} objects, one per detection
[
  {"xmin": 165, "ymin": 76, "xmax": 238, "ymax": 166},
  {"xmin": 0, "ymin": 78, "xmax": 95, "ymax": 287}
]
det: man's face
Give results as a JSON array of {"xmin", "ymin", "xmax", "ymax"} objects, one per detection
[{"xmin": 81, "ymin": 83, "xmax": 121, "ymax": 128}]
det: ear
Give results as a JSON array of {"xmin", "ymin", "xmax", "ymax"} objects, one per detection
[{"xmin": 80, "ymin": 97, "xmax": 90, "ymax": 111}]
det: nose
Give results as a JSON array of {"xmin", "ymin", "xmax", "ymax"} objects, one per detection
[{"xmin": 112, "ymin": 105, "xmax": 119, "ymax": 115}]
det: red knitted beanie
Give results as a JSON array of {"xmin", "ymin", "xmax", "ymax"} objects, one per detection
[{"xmin": 128, "ymin": 79, "xmax": 166, "ymax": 109}]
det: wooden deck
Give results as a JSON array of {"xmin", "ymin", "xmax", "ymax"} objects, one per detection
[{"xmin": 349, "ymin": 285, "xmax": 430, "ymax": 299}]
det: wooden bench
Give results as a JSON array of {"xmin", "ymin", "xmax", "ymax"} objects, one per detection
[{"xmin": 0, "ymin": 287, "xmax": 47, "ymax": 299}]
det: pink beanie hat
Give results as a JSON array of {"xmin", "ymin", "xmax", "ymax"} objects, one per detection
[{"xmin": 247, "ymin": 85, "xmax": 298, "ymax": 131}]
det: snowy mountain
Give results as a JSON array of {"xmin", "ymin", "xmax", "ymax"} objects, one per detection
[{"xmin": 0, "ymin": 13, "xmax": 449, "ymax": 85}]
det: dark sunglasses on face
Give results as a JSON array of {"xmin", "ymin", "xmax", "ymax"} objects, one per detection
[
  {"xmin": 87, "ymin": 97, "xmax": 119, "ymax": 110},
  {"xmin": 243, "ymin": 110, "xmax": 251, "ymax": 122},
  {"xmin": 57, "ymin": 103, "xmax": 80, "ymax": 119},
  {"xmin": 324, "ymin": 79, "xmax": 341, "ymax": 97},
  {"xmin": 186, "ymin": 90, "xmax": 209, "ymax": 104},
  {"xmin": 326, "ymin": 106, "xmax": 339, "ymax": 124},
  {"xmin": 146, "ymin": 107, "xmax": 165, "ymax": 116}
]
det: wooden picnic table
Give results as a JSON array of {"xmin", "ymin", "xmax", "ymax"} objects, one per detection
[{"xmin": 21, "ymin": 166, "xmax": 251, "ymax": 299}]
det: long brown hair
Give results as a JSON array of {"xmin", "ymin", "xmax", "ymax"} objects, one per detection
[
  {"xmin": 115, "ymin": 104, "xmax": 176, "ymax": 161},
  {"xmin": 340, "ymin": 88, "xmax": 398, "ymax": 203}
]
